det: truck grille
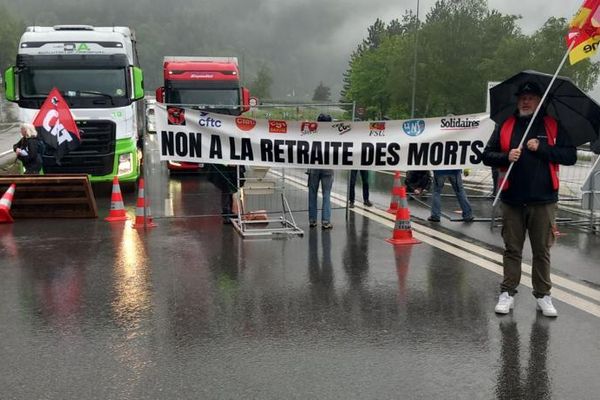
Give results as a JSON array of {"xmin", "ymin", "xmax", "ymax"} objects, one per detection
[{"xmin": 42, "ymin": 120, "xmax": 116, "ymax": 176}]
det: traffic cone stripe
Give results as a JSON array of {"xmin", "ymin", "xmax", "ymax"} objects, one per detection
[
  {"xmin": 395, "ymin": 219, "xmax": 411, "ymax": 231},
  {"xmin": 110, "ymin": 200, "xmax": 125, "ymax": 210}
]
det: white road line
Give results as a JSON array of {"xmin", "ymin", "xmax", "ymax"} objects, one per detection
[{"xmin": 280, "ymin": 172, "xmax": 600, "ymax": 318}]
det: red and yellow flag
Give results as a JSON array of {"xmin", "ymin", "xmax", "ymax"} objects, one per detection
[{"xmin": 567, "ymin": 0, "xmax": 600, "ymax": 64}]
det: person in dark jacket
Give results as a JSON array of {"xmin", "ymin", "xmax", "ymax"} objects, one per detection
[
  {"xmin": 404, "ymin": 170, "xmax": 431, "ymax": 197},
  {"xmin": 482, "ymin": 81, "xmax": 577, "ymax": 317},
  {"xmin": 13, "ymin": 123, "xmax": 42, "ymax": 174}
]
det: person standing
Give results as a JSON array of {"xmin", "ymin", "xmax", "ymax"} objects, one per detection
[
  {"xmin": 209, "ymin": 164, "xmax": 245, "ymax": 224},
  {"xmin": 428, "ymin": 169, "xmax": 473, "ymax": 222},
  {"xmin": 13, "ymin": 123, "xmax": 43, "ymax": 175},
  {"xmin": 348, "ymin": 170, "xmax": 372, "ymax": 208},
  {"xmin": 308, "ymin": 114, "xmax": 334, "ymax": 229},
  {"xmin": 482, "ymin": 81, "xmax": 577, "ymax": 317}
]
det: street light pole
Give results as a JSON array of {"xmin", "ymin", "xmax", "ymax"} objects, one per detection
[{"xmin": 410, "ymin": 0, "xmax": 420, "ymax": 118}]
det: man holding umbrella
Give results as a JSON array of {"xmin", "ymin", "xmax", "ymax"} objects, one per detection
[{"xmin": 483, "ymin": 79, "xmax": 577, "ymax": 317}]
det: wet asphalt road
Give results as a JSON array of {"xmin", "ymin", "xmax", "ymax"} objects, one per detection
[{"xmin": 1, "ymin": 136, "xmax": 600, "ymax": 399}]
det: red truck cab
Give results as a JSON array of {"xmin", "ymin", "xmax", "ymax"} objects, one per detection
[{"xmin": 156, "ymin": 57, "xmax": 250, "ymax": 171}]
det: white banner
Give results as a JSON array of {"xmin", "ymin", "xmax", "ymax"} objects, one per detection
[{"xmin": 156, "ymin": 104, "xmax": 495, "ymax": 170}]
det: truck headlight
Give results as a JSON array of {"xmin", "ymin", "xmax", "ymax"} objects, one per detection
[{"xmin": 118, "ymin": 153, "xmax": 133, "ymax": 176}]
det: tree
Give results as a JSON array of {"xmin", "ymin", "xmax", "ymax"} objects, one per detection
[
  {"xmin": 312, "ymin": 82, "xmax": 331, "ymax": 102},
  {"xmin": 0, "ymin": 5, "xmax": 23, "ymax": 72},
  {"xmin": 343, "ymin": 0, "xmax": 600, "ymax": 118},
  {"xmin": 249, "ymin": 65, "xmax": 273, "ymax": 100}
]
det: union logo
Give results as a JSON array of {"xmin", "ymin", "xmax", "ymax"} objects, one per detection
[
  {"xmin": 168, "ymin": 107, "xmax": 186, "ymax": 125},
  {"xmin": 269, "ymin": 120, "xmax": 287, "ymax": 133},
  {"xmin": 402, "ymin": 119, "xmax": 425, "ymax": 136},
  {"xmin": 235, "ymin": 117, "xmax": 256, "ymax": 131}
]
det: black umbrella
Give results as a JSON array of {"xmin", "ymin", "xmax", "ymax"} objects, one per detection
[{"xmin": 489, "ymin": 70, "xmax": 600, "ymax": 147}]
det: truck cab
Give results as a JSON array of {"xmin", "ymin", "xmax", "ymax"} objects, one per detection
[
  {"xmin": 3, "ymin": 25, "xmax": 145, "ymax": 182},
  {"xmin": 156, "ymin": 56, "xmax": 250, "ymax": 171}
]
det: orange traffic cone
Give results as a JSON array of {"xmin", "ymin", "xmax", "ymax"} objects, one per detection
[
  {"xmin": 132, "ymin": 178, "xmax": 157, "ymax": 229},
  {"xmin": 386, "ymin": 186, "xmax": 420, "ymax": 245},
  {"xmin": 105, "ymin": 176, "xmax": 129, "ymax": 222},
  {"xmin": 0, "ymin": 183, "xmax": 16, "ymax": 224},
  {"xmin": 387, "ymin": 171, "xmax": 403, "ymax": 214}
]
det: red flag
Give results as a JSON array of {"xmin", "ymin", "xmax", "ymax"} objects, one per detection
[
  {"xmin": 32, "ymin": 88, "xmax": 81, "ymax": 162},
  {"xmin": 567, "ymin": 0, "xmax": 600, "ymax": 64}
]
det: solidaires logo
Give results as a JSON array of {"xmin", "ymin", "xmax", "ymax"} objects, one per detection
[{"xmin": 402, "ymin": 120, "xmax": 425, "ymax": 136}]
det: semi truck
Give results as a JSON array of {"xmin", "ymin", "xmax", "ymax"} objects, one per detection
[
  {"xmin": 3, "ymin": 25, "xmax": 145, "ymax": 182},
  {"xmin": 155, "ymin": 56, "xmax": 250, "ymax": 170}
]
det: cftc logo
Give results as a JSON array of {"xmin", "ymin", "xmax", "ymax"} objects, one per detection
[{"xmin": 402, "ymin": 119, "xmax": 425, "ymax": 136}]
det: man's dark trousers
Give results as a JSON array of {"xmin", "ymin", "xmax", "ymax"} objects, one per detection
[{"xmin": 501, "ymin": 202, "xmax": 556, "ymax": 297}]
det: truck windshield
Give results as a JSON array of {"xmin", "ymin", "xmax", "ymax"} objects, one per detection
[
  {"xmin": 167, "ymin": 89, "xmax": 240, "ymax": 108},
  {"xmin": 20, "ymin": 68, "xmax": 128, "ymax": 100}
]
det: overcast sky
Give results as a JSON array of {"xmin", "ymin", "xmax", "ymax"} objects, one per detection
[
  {"xmin": 7, "ymin": 0, "xmax": 591, "ymax": 100},
  {"xmin": 266, "ymin": 0, "xmax": 584, "ymax": 100}
]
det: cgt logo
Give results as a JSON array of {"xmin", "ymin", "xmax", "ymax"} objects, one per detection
[
  {"xmin": 369, "ymin": 122, "xmax": 386, "ymax": 136},
  {"xmin": 301, "ymin": 122, "xmax": 318, "ymax": 135},
  {"xmin": 168, "ymin": 107, "xmax": 186, "ymax": 125},
  {"xmin": 268, "ymin": 120, "xmax": 287, "ymax": 133},
  {"xmin": 198, "ymin": 112, "xmax": 222, "ymax": 128},
  {"xmin": 235, "ymin": 117, "xmax": 256, "ymax": 131},
  {"xmin": 333, "ymin": 122, "xmax": 352, "ymax": 135},
  {"xmin": 402, "ymin": 119, "xmax": 425, "ymax": 136}
]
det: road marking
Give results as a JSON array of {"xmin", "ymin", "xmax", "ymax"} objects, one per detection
[{"xmin": 280, "ymin": 171, "xmax": 600, "ymax": 318}]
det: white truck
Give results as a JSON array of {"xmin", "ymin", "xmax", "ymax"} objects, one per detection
[{"xmin": 3, "ymin": 25, "xmax": 145, "ymax": 182}]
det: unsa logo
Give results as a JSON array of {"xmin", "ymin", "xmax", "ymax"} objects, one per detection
[{"xmin": 402, "ymin": 119, "xmax": 425, "ymax": 136}]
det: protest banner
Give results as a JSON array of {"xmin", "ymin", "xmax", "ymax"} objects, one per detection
[{"xmin": 156, "ymin": 104, "xmax": 494, "ymax": 171}]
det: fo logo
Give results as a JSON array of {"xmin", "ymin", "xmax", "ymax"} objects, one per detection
[
  {"xmin": 168, "ymin": 107, "xmax": 186, "ymax": 125},
  {"xmin": 300, "ymin": 122, "xmax": 318, "ymax": 135},
  {"xmin": 235, "ymin": 117, "xmax": 256, "ymax": 131},
  {"xmin": 402, "ymin": 119, "xmax": 425, "ymax": 136}
]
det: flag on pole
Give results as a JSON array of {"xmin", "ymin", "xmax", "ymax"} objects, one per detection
[
  {"xmin": 567, "ymin": 0, "xmax": 600, "ymax": 64},
  {"xmin": 32, "ymin": 88, "xmax": 81, "ymax": 163}
]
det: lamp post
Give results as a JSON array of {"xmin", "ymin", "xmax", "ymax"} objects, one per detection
[{"xmin": 410, "ymin": 0, "xmax": 420, "ymax": 118}]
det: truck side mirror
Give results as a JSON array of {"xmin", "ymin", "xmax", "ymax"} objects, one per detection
[
  {"xmin": 155, "ymin": 87, "xmax": 165, "ymax": 103},
  {"xmin": 4, "ymin": 67, "xmax": 17, "ymax": 102},
  {"xmin": 241, "ymin": 87, "xmax": 250, "ymax": 113},
  {"xmin": 132, "ymin": 66, "xmax": 144, "ymax": 100}
]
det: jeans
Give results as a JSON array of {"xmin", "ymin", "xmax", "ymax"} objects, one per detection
[
  {"xmin": 430, "ymin": 171, "xmax": 472, "ymax": 219},
  {"xmin": 349, "ymin": 170, "xmax": 370, "ymax": 203},
  {"xmin": 308, "ymin": 170, "xmax": 333, "ymax": 223}
]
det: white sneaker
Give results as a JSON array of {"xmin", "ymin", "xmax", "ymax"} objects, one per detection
[
  {"xmin": 536, "ymin": 295, "xmax": 558, "ymax": 317},
  {"xmin": 495, "ymin": 292, "xmax": 514, "ymax": 314}
]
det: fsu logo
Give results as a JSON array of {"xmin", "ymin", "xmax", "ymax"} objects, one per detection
[
  {"xmin": 168, "ymin": 107, "xmax": 186, "ymax": 125},
  {"xmin": 369, "ymin": 122, "xmax": 386, "ymax": 137},
  {"xmin": 235, "ymin": 117, "xmax": 256, "ymax": 131},
  {"xmin": 268, "ymin": 120, "xmax": 287, "ymax": 133},
  {"xmin": 300, "ymin": 122, "xmax": 318, "ymax": 135}
]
